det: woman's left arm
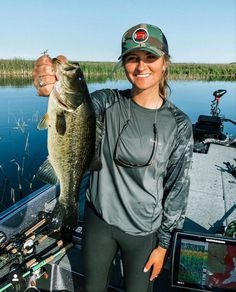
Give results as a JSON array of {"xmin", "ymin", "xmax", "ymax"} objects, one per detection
[
  {"xmin": 158, "ymin": 116, "xmax": 193, "ymax": 249},
  {"xmin": 144, "ymin": 245, "xmax": 168, "ymax": 281},
  {"xmin": 144, "ymin": 115, "xmax": 194, "ymax": 280}
]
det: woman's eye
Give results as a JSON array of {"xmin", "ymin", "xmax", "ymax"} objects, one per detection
[
  {"xmin": 146, "ymin": 54, "xmax": 158, "ymax": 61},
  {"xmin": 124, "ymin": 53, "xmax": 159, "ymax": 64},
  {"xmin": 124, "ymin": 56, "xmax": 138, "ymax": 63}
]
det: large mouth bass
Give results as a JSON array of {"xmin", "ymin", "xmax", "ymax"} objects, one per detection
[{"xmin": 37, "ymin": 59, "xmax": 99, "ymax": 230}]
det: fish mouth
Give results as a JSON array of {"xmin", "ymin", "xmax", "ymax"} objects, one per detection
[
  {"xmin": 52, "ymin": 61, "xmax": 84, "ymax": 112},
  {"xmin": 53, "ymin": 81, "xmax": 75, "ymax": 112}
]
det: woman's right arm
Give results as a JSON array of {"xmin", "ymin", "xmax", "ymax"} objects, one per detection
[{"xmin": 90, "ymin": 89, "xmax": 119, "ymax": 120}]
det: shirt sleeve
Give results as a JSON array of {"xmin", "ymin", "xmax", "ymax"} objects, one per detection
[
  {"xmin": 90, "ymin": 89, "xmax": 119, "ymax": 121},
  {"xmin": 157, "ymin": 115, "xmax": 194, "ymax": 249}
]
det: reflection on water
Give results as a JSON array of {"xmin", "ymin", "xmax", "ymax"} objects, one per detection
[
  {"xmin": 0, "ymin": 79, "xmax": 235, "ymax": 213},
  {"xmin": 0, "ymin": 86, "xmax": 48, "ymax": 212},
  {"xmin": 0, "ymin": 76, "xmax": 33, "ymax": 88}
]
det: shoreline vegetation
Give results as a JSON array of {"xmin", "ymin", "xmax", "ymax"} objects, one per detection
[{"xmin": 0, "ymin": 58, "xmax": 235, "ymax": 87}]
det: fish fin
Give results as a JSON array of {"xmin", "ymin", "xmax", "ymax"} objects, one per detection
[
  {"xmin": 36, "ymin": 158, "xmax": 59, "ymax": 185},
  {"xmin": 56, "ymin": 112, "xmax": 66, "ymax": 135},
  {"xmin": 37, "ymin": 113, "xmax": 49, "ymax": 130}
]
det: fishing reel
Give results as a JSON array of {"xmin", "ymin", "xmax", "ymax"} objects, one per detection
[
  {"xmin": 0, "ymin": 231, "xmax": 7, "ymax": 246},
  {"xmin": 22, "ymin": 238, "xmax": 36, "ymax": 256}
]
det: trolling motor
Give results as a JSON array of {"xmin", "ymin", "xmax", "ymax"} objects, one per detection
[
  {"xmin": 210, "ymin": 89, "xmax": 227, "ymax": 116},
  {"xmin": 193, "ymin": 89, "xmax": 236, "ymax": 153},
  {"xmin": 193, "ymin": 89, "xmax": 227, "ymax": 142}
]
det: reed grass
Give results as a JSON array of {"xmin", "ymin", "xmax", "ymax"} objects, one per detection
[
  {"xmin": 0, "ymin": 58, "xmax": 34, "ymax": 76},
  {"xmin": 0, "ymin": 58, "xmax": 235, "ymax": 82},
  {"xmin": 169, "ymin": 63, "xmax": 236, "ymax": 81}
]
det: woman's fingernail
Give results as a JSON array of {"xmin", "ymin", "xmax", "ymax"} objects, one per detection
[{"xmin": 143, "ymin": 268, "xmax": 148, "ymax": 273}]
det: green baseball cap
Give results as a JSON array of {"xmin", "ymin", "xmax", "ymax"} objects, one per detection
[{"xmin": 119, "ymin": 23, "xmax": 169, "ymax": 60}]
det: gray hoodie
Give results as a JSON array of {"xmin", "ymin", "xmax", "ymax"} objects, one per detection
[{"xmin": 87, "ymin": 89, "xmax": 193, "ymax": 249}]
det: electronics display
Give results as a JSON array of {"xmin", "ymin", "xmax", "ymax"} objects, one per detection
[{"xmin": 171, "ymin": 231, "xmax": 236, "ymax": 291}]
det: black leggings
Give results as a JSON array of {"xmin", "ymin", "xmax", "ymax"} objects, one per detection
[{"xmin": 82, "ymin": 203, "xmax": 157, "ymax": 292}]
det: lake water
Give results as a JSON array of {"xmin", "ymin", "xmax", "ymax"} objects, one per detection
[{"xmin": 0, "ymin": 80, "xmax": 235, "ymax": 213}]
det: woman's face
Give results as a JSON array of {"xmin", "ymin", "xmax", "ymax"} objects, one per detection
[{"xmin": 123, "ymin": 50, "xmax": 166, "ymax": 92}]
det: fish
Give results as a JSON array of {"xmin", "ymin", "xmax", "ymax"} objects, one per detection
[{"xmin": 37, "ymin": 59, "xmax": 100, "ymax": 231}]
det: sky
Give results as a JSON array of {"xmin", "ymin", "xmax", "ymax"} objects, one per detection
[{"xmin": 0, "ymin": 0, "xmax": 235, "ymax": 63}]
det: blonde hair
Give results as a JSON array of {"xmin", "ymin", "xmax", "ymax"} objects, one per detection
[{"xmin": 159, "ymin": 54, "xmax": 171, "ymax": 100}]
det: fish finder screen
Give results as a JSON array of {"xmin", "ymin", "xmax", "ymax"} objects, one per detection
[{"xmin": 172, "ymin": 232, "xmax": 236, "ymax": 291}]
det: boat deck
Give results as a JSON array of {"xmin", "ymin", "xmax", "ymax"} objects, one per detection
[
  {"xmin": 0, "ymin": 144, "xmax": 235, "ymax": 291},
  {"xmin": 185, "ymin": 143, "xmax": 236, "ymax": 234},
  {"xmin": 155, "ymin": 143, "xmax": 236, "ymax": 291}
]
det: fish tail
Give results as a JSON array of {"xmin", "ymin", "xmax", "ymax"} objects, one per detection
[{"xmin": 49, "ymin": 199, "xmax": 78, "ymax": 231}]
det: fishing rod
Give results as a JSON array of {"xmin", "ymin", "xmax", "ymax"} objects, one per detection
[
  {"xmin": 0, "ymin": 229, "xmax": 57, "ymax": 271},
  {"xmin": 0, "ymin": 212, "xmax": 50, "ymax": 253},
  {"xmin": 0, "ymin": 238, "xmax": 64, "ymax": 286},
  {"xmin": 0, "ymin": 205, "xmax": 76, "ymax": 291},
  {"xmin": 0, "ymin": 242, "xmax": 73, "ymax": 292},
  {"xmin": 0, "ymin": 213, "xmax": 57, "ymax": 286}
]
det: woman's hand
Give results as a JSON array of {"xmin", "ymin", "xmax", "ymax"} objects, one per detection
[
  {"xmin": 33, "ymin": 55, "xmax": 67, "ymax": 96},
  {"xmin": 143, "ymin": 246, "xmax": 168, "ymax": 281}
]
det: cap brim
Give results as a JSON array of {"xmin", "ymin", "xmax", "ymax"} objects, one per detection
[{"xmin": 118, "ymin": 47, "xmax": 165, "ymax": 60}]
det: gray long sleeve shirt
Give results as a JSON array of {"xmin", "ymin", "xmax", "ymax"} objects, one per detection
[{"xmin": 87, "ymin": 89, "xmax": 193, "ymax": 249}]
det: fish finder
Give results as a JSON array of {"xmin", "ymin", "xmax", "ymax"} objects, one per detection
[{"xmin": 171, "ymin": 231, "xmax": 236, "ymax": 291}]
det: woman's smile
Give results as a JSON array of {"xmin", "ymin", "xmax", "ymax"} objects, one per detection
[
  {"xmin": 123, "ymin": 50, "xmax": 166, "ymax": 92},
  {"xmin": 135, "ymin": 73, "xmax": 151, "ymax": 78}
]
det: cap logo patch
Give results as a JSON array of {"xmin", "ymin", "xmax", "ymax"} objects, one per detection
[{"xmin": 132, "ymin": 28, "xmax": 149, "ymax": 43}]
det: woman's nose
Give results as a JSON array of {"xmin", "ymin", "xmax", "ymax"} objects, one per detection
[{"xmin": 136, "ymin": 59, "xmax": 146, "ymax": 71}]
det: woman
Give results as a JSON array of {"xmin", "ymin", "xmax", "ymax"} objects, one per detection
[{"xmin": 33, "ymin": 23, "xmax": 193, "ymax": 292}]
